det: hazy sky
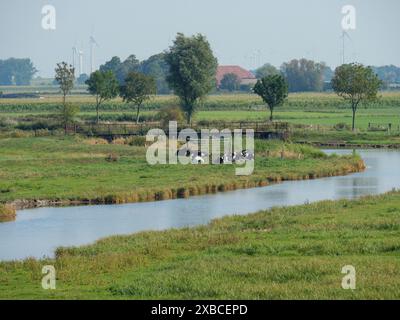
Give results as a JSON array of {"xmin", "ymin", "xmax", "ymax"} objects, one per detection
[{"xmin": 0, "ymin": 0, "xmax": 399, "ymax": 77}]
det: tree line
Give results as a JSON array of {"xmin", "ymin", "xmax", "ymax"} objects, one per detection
[{"xmin": 54, "ymin": 33, "xmax": 381, "ymax": 133}]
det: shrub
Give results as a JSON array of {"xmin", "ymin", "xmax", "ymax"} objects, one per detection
[
  {"xmin": 334, "ymin": 122, "xmax": 351, "ymax": 131},
  {"xmin": 157, "ymin": 106, "xmax": 184, "ymax": 128}
]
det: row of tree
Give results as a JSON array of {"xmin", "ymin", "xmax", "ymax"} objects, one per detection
[
  {"xmin": 55, "ymin": 33, "xmax": 381, "ymax": 132},
  {"xmin": 98, "ymin": 53, "xmax": 170, "ymax": 94},
  {"xmin": 253, "ymin": 63, "xmax": 381, "ymax": 131}
]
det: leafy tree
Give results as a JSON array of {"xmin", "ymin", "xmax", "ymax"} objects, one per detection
[
  {"xmin": 220, "ymin": 73, "xmax": 240, "ymax": 92},
  {"xmin": 86, "ymin": 70, "xmax": 119, "ymax": 123},
  {"xmin": 255, "ymin": 63, "xmax": 279, "ymax": 79},
  {"xmin": 76, "ymin": 73, "xmax": 89, "ymax": 85},
  {"xmin": 253, "ymin": 74, "xmax": 288, "ymax": 121},
  {"xmin": 99, "ymin": 56, "xmax": 122, "ymax": 74},
  {"xmin": 120, "ymin": 72, "xmax": 156, "ymax": 123},
  {"xmin": 60, "ymin": 104, "xmax": 80, "ymax": 134},
  {"xmin": 55, "ymin": 62, "xmax": 75, "ymax": 134},
  {"xmin": 99, "ymin": 55, "xmax": 140, "ymax": 85},
  {"xmin": 332, "ymin": 63, "xmax": 381, "ymax": 131},
  {"xmin": 280, "ymin": 59, "xmax": 325, "ymax": 92},
  {"xmin": 165, "ymin": 33, "xmax": 218, "ymax": 124},
  {"xmin": 139, "ymin": 53, "xmax": 170, "ymax": 94},
  {"xmin": 0, "ymin": 58, "xmax": 37, "ymax": 85}
]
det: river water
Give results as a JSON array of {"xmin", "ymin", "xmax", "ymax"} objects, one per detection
[{"xmin": 0, "ymin": 149, "xmax": 399, "ymax": 261}]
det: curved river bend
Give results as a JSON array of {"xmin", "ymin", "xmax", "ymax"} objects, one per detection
[{"xmin": 1, "ymin": 149, "xmax": 400, "ymax": 261}]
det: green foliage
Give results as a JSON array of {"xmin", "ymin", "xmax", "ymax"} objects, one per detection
[
  {"xmin": 220, "ymin": 73, "xmax": 241, "ymax": 92},
  {"xmin": 120, "ymin": 72, "xmax": 156, "ymax": 123},
  {"xmin": 281, "ymin": 59, "xmax": 325, "ymax": 92},
  {"xmin": 139, "ymin": 53, "xmax": 171, "ymax": 94},
  {"xmin": 255, "ymin": 63, "xmax": 280, "ymax": 79},
  {"xmin": 157, "ymin": 105, "xmax": 184, "ymax": 128},
  {"xmin": 60, "ymin": 103, "xmax": 79, "ymax": 129},
  {"xmin": 76, "ymin": 73, "xmax": 89, "ymax": 85},
  {"xmin": 0, "ymin": 58, "xmax": 37, "ymax": 85},
  {"xmin": 165, "ymin": 33, "xmax": 218, "ymax": 124},
  {"xmin": 332, "ymin": 63, "xmax": 382, "ymax": 130},
  {"xmin": 253, "ymin": 74, "xmax": 288, "ymax": 121},
  {"xmin": 55, "ymin": 62, "xmax": 75, "ymax": 102},
  {"xmin": 99, "ymin": 55, "xmax": 140, "ymax": 85},
  {"xmin": 86, "ymin": 70, "xmax": 119, "ymax": 123}
]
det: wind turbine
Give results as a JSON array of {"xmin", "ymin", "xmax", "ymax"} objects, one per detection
[
  {"xmin": 72, "ymin": 46, "xmax": 78, "ymax": 70},
  {"xmin": 78, "ymin": 49, "xmax": 84, "ymax": 75},
  {"xmin": 89, "ymin": 36, "xmax": 99, "ymax": 74}
]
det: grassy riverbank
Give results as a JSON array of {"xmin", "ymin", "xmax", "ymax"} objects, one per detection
[
  {"xmin": 0, "ymin": 136, "xmax": 363, "ymax": 207},
  {"xmin": 1, "ymin": 191, "xmax": 399, "ymax": 299}
]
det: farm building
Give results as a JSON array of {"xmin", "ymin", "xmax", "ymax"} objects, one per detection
[{"xmin": 216, "ymin": 65, "xmax": 257, "ymax": 88}]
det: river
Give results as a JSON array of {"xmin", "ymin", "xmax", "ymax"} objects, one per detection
[{"xmin": 0, "ymin": 149, "xmax": 399, "ymax": 261}]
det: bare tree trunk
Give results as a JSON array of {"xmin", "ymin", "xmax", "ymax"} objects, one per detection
[
  {"xmin": 63, "ymin": 93, "xmax": 67, "ymax": 135},
  {"xmin": 96, "ymin": 96, "xmax": 100, "ymax": 124},
  {"xmin": 136, "ymin": 104, "xmax": 141, "ymax": 124},
  {"xmin": 269, "ymin": 107, "xmax": 274, "ymax": 122},
  {"xmin": 352, "ymin": 105, "xmax": 357, "ymax": 131}
]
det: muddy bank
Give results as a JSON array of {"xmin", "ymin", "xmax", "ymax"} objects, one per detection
[{"xmin": 0, "ymin": 204, "xmax": 16, "ymax": 222}]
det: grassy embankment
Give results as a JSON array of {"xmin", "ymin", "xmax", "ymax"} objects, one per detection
[
  {"xmin": 0, "ymin": 136, "xmax": 364, "ymax": 207},
  {"xmin": 1, "ymin": 191, "xmax": 399, "ymax": 299}
]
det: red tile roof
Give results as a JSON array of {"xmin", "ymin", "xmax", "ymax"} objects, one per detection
[{"xmin": 216, "ymin": 65, "xmax": 256, "ymax": 86}]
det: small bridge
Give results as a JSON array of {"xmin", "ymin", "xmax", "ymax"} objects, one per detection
[{"xmin": 66, "ymin": 121, "xmax": 290, "ymax": 140}]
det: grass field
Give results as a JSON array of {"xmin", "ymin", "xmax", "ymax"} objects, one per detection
[
  {"xmin": 1, "ymin": 92, "xmax": 399, "ymax": 131},
  {"xmin": 0, "ymin": 137, "xmax": 363, "ymax": 204},
  {"xmin": 1, "ymin": 191, "xmax": 399, "ymax": 299}
]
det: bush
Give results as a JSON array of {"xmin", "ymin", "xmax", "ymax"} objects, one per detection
[
  {"xmin": 334, "ymin": 122, "xmax": 351, "ymax": 131},
  {"xmin": 157, "ymin": 106, "xmax": 184, "ymax": 128}
]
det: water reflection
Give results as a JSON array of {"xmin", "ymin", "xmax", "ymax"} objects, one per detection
[{"xmin": 1, "ymin": 149, "xmax": 399, "ymax": 260}]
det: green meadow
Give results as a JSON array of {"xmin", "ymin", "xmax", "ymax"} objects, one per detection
[
  {"xmin": 0, "ymin": 136, "xmax": 362, "ymax": 204},
  {"xmin": 1, "ymin": 191, "xmax": 399, "ymax": 299}
]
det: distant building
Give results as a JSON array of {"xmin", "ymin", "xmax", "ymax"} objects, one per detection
[{"xmin": 216, "ymin": 65, "xmax": 257, "ymax": 88}]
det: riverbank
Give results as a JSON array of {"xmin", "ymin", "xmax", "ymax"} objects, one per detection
[
  {"xmin": 0, "ymin": 137, "xmax": 364, "ymax": 211},
  {"xmin": 0, "ymin": 204, "xmax": 15, "ymax": 222},
  {"xmin": 1, "ymin": 190, "xmax": 399, "ymax": 299}
]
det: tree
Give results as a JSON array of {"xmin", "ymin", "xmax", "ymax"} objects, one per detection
[
  {"xmin": 86, "ymin": 70, "xmax": 119, "ymax": 123},
  {"xmin": 253, "ymin": 74, "xmax": 288, "ymax": 121},
  {"xmin": 99, "ymin": 55, "xmax": 140, "ymax": 85},
  {"xmin": 165, "ymin": 33, "xmax": 218, "ymax": 124},
  {"xmin": 76, "ymin": 73, "xmax": 89, "ymax": 85},
  {"xmin": 120, "ymin": 71, "xmax": 156, "ymax": 123},
  {"xmin": 280, "ymin": 59, "xmax": 325, "ymax": 92},
  {"xmin": 0, "ymin": 58, "xmax": 37, "ymax": 85},
  {"xmin": 139, "ymin": 53, "xmax": 170, "ymax": 94},
  {"xmin": 332, "ymin": 63, "xmax": 381, "ymax": 131},
  {"xmin": 55, "ymin": 62, "xmax": 75, "ymax": 133},
  {"xmin": 220, "ymin": 73, "xmax": 240, "ymax": 92},
  {"xmin": 255, "ymin": 63, "xmax": 279, "ymax": 79},
  {"xmin": 60, "ymin": 104, "xmax": 80, "ymax": 134}
]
